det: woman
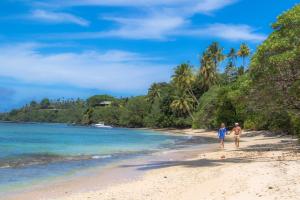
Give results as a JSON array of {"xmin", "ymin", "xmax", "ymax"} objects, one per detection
[{"xmin": 218, "ymin": 123, "xmax": 227, "ymax": 149}]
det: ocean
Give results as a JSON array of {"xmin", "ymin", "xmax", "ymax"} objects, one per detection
[{"xmin": 0, "ymin": 122, "xmax": 189, "ymax": 193}]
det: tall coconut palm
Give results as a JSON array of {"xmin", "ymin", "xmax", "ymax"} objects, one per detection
[
  {"xmin": 170, "ymin": 92, "xmax": 194, "ymax": 120},
  {"xmin": 199, "ymin": 52, "xmax": 217, "ymax": 91},
  {"xmin": 172, "ymin": 63, "xmax": 199, "ymax": 105},
  {"xmin": 227, "ymin": 48, "xmax": 237, "ymax": 66},
  {"xmin": 238, "ymin": 43, "xmax": 250, "ymax": 68},
  {"xmin": 207, "ymin": 42, "xmax": 225, "ymax": 69}
]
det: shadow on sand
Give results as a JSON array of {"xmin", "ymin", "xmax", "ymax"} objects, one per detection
[
  {"xmin": 120, "ymin": 157, "xmax": 252, "ymax": 171},
  {"xmin": 120, "ymin": 136, "xmax": 299, "ymax": 171}
]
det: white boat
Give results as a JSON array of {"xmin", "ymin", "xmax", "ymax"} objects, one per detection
[{"xmin": 94, "ymin": 122, "xmax": 112, "ymax": 128}]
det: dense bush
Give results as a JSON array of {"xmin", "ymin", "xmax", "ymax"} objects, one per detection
[{"xmin": 193, "ymin": 86, "xmax": 220, "ymax": 129}]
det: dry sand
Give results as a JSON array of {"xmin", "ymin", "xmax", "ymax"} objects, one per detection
[{"xmin": 6, "ymin": 130, "xmax": 300, "ymax": 200}]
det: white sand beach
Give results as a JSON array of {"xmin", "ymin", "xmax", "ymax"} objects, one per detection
[{"xmin": 5, "ymin": 130, "xmax": 300, "ymax": 200}]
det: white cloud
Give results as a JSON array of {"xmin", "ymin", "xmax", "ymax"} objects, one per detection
[
  {"xmin": 37, "ymin": 0, "xmax": 264, "ymax": 42},
  {"xmin": 40, "ymin": 0, "xmax": 237, "ymax": 13},
  {"xmin": 29, "ymin": 0, "xmax": 267, "ymax": 43},
  {"xmin": 182, "ymin": 24, "xmax": 267, "ymax": 42},
  {"xmin": 54, "ymin": 22, "xmax": 266, "ymax": 43},
  {"xmin": 99, "ymin": 15, "xmax": 186, "ymax": 40},
  {"xmin": 194, "ymin": 0, "xmax": 238, "ymax": 14},
  {"xmin": 0, "ymin": 43, "xmax": 172, "ymax": 92},
  {"xmin": 46, "ymin": 13, "xmax": 188, "ymax": 40},
  {"xmin": 30, "ymin": 9, "xmax": 90, "ymax": 26}
]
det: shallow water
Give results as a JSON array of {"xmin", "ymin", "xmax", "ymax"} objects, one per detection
[{"xmin": 0, "ymin": 122, "xmax": 188, "ymax": 192}]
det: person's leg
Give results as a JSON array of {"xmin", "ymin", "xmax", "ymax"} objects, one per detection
[
  {"xmin": 221, "ymin": 139, "xmax": 224, "ymax": 149},
  {"xmin": 234, "ymin": 136, "xmax": 238, "ymax": 148},
  {"xmin": 237, "ymin": 137, "xmax": 240, "ymax": 148}
]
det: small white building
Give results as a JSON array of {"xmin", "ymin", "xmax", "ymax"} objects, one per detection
[{"xmin": 98, "ymin": 101, "xmax": 112, "ymax": 106}]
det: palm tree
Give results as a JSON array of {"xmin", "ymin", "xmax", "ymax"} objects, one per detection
[
  {"xmin": 172, "ymin": 63, "xmax": 199, "ymax": 105},
  {"xmin": 170, "ymin": 92, "xmax": 194, "ymax": 120},
  {"xmin": 147, "ymin": 83, "xmax": 161, "ymax": 104},
  {"xmin": 199, "ymin": 52, "xmax": 217, "ymax": 91},
  {"xmin": 207, "ymin": 42, "xmax": 225, "ymax": 69},
  {"xmin": 225, "ymin": 48, "xmax": 238, "ymax": 83},
  {"xmin": 238, "ymin": 43, "xmax": 250, "ymax": 68},
  {"xmin": 227, "ymin": 48, "xmax": 237, "ymax": 66},
  {"xmin": 198, "ymin": 42, "xmax": 225, "ymax": 91}
]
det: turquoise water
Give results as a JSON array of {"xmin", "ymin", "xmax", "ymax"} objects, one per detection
[{"xmin": 0, "ymin": 122, "xmax": 187, "ymax": 191}]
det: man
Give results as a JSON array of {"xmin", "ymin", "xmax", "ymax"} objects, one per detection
[{"xmin": 231, "ymin": 123, "xmax": 242, "ymax": 148}]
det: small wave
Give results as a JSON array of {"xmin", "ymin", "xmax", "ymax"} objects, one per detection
[
  {"xmin": 91, "ymin": 155, "xmax": 112, "ymax": 159},
  {"xmin": 0, "ymin": 153, "xmax": 65, "ymax": 168},
  {"xmin": 0, "ymin": 164, "xmax": 10, "ymax": 169},
  {"xmin": 0, "ymin": 153, "xmax": 116, "ymax": 169}
]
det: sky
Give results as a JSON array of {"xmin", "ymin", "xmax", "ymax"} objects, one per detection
[{"xmin": 0, "ymin": 0, "xmax": 299, "ymax": 111}]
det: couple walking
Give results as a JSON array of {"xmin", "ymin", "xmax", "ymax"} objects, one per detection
[{"xmin": 218, "ymin": 123, "xmax": 242, "ymax": 149}]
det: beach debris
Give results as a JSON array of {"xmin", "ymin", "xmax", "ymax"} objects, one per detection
[
  {"xmin": 220, "ymin": 155, "xmax": 226, "ymax": 159},
  {"xmin": 164, "ymin": 176, "xmax": 168, "ymax": 178},
  {"xmin": 268, "ymin": 186, "xmax": 273, "ymax": 189}
]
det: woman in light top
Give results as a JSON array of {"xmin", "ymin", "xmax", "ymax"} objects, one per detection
[{"xmin": 218, "ymin": 123, "xmax": 227, "ymax": 149}]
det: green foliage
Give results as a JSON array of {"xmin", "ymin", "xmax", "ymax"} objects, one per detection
[
  {"xmin": 144, "ymin": 99, "xmax": 162, "ymax": 127},
  {"xmin": 266, "ymin": 111, "xmax": 292, "ymax": 133},
  {"xmin": 172, "ymin": 63, "xmax": 199, "ymax": 105},
  {"xmin": 30, "ymin": 101, "xmax": 38, "ymax": 108},
  {"xmin": 216, "ymin": 87, "xmax": 238, "ymax": 127},
  {"xmin": 238, "ymin": 43, "xmax": 250, "ymax": 68},
  {"xmin": 2, "ymin": 99, "xmax": 86, "ymax": 123},
  {"xmin": 289, "ymin": 113, "xmax": 300, "ymax": 137},
  {"xmin": 147, "ymin": 83, "xmax": 164, "ymax": 104},
  {"xmin": 250, "ymin": 4, "xmax": 300, "ymax": 135},
  {"xmin": 92, "ymin": 106, "xmax": 121, "ymax": 125},
  {"xmin": 170, "ymin": 90, "xmax": 195, "ymax": 120},
  {"xmin": 40, "ymin": 98, "xmax": 50, "ymax": 109},
  {"xmin": 82, "ymin": 107, "xmax": 94, "ymax": 125},
  {"xmin": 119, "ymin": 96, "xmax": 150, "ymax": 127},
  {"xmin": 224, "ymin": 62, "xmax": 238, "ymax": 84},
  {"xmin": 244, "ymin": 117, "xmax": 264, "ymax": 130},
  {"xmin": 199, "ymin": 42, "xmax": 224, "ymax": 91},
  {"xmin": 193, "ymin": 86, "xmax": 220, "ymax": 129},
  {"xmin": 193, "ymin": 73, "xmax": 251, "ymax": 130}
]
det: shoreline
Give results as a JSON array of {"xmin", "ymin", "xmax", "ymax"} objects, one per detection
[
  {"xmin": 3, "ymin": 129, "xmax": 219, "ymax": 200},
  {"xmin": 3, "ymin": 129, "xmax": 300, "ymax": 200}
]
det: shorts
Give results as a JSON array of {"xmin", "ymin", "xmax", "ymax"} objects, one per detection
[
  {"xmin": 218, "ymin": 134, "xmax": 225, "ymax": 140},
  {"xmin": 234, "ymin": 134, "xmax": 240, "ymax": 139}
]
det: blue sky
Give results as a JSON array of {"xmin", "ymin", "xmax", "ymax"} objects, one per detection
[{"xmin": 0, "ymin": 0, "xmax": 299, "ymax": 111}]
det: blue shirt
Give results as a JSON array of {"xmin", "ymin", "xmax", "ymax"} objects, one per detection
[{"xmin": 218, "ymin": 128, "xmax": 227, "ymax": 139}]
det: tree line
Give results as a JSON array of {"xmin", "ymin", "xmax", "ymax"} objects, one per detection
[{"xmin": 1, "ymin": 4, "xmax": 299, "ymax": 137}]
